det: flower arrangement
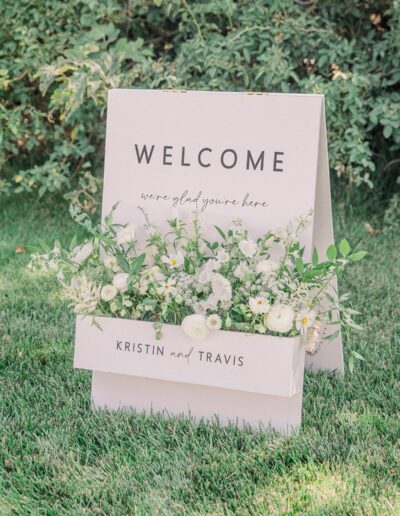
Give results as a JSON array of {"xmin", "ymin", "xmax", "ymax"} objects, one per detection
[{"xmin": 29, "ymin": 206, "xmax": 366, "ymax": 353}]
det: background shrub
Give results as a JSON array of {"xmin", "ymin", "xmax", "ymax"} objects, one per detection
[{"xmin": 1, "ymin": 0, "xmax": 399, "ymax": 216}]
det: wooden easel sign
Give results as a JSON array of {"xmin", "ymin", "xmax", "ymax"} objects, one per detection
[{"xmin": 74, "ymin": 89, "xmax": 344, "ymax": 432}]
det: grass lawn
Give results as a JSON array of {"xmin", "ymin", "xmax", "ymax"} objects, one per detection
[{"xmin": 0, "ymin": 195, "xmax": 399, "ymax": 514}]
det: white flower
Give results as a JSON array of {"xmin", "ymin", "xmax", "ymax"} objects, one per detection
[
  {"xmin": 249, "ymin": 296, "xmax": 270, "ymax": 314},
  {"xmin": 157, "ymin": 278, "xmax": 176, "ymax": 297},
  {"xmin": 216, "ymin": 249, "xmax": 229, "ymax": 264},
  {"xmin": 182, "ymin": 314, "xmax": 210, "ymax": 340},
  {"xmin": 145, "ymin": 266, "xmax": 164, "ymax": 282},
  {"xmin": 256, "ymin": 259, "xmax": 279, "ymax": 279},
  {"xmin": 197, "ymin": 266, "xmax": 214, "ymax": 285},
  {"xmin": 265, "ymin": 304, "xmax": 295, "ymax": 333},
  {"xmin": 137, "ymin": 278, "xmax": 149, "ymax": 295},
  {"xmin": 238, "ymin": 239, "xmax": 258, "ymax": 258},
  {"xmin": 206, "ymin": 314, "xmax": 222, "ymax": 331},
  {"xmin": 56, "ymin": 271, "xmax": 65, "ymax": 282},
  {"xmin": 211, "ymin": 273, "xmax": 232, "ymax": 302},
  {"xmin": 234, "ymin": 261, "xmax": 250, "ymax": 280},
  {"xmin": 161, "ymin": 251, "xmax": 184, "ymax": 268},
  {"xmin": 100, "ymin": 284, "xmax": 118, "ymax": 302},
  {"xmin": 116, "ymin": 224, "xmax": 136, "ymax": 246},
  {"xmin": 296, "ymin": 310, "xmax": 316, "ymax": 335},
  {"xmin": 72, "ymin": 242, "xmax": 93, "ymax": 264},
  {"xmin": 103, "ymin": 255, "xmax": 119, "ymax": 272},
  {"xmin": 112, "ymin": 272, "xmax": 129, "ymax": 293}
]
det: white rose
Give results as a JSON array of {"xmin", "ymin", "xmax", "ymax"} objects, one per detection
[
  {"xmin": 265, "ymin": 304, "xmax": 295, "ymax": 333},
  {"xmin": 256, "ymin": 259, "xmax": 279, "ymax": 280},
  {"xmin": 234, "ymin": 261, "xmax": 250, "ymax": 280},
  {"xmin": 116, "ymin": 224, "xmax": 136, "ymax": 246},
  {"xmin": 238, "ymin": 239, "xmax": 258, "ymax": 258},
  {"xmin": 211, "ymin": 273, "xmax": 232, "ymax": 302},
  {"xmin": 103, "ymin": 255, "xmax": 119, "ymax": 272},
  {"xmin": 72, "ymin": 242, "xmax": 93, "ymax": 264},
  {"xmin": 182, "ymin": 314, "xmax": 210, "ymax": 340},
  {"xmin": 206, "ymin": 314, "xmax": 222, "ymax": 331},
  {"xmin": 100, "ymin": 284, "xmax": 118, "ymax": 302},
  {"xmin": 216, "ymin": 249, "xmax": 229, "ymax": 264},
  {"xmin": 112, "ymin": 272, "xmax": 129, "ymax": 293},
  {"xmin": 249, "ymin": 296, "xmax": 270, "ymax": 314}
]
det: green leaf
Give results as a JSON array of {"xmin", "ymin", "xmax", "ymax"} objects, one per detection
[
  {"xmin": 324, "ymin": 329, "xmax": 340, "ymax": 341},
  {"xmin": 69, "ymin": 234, "xmax": 77, "ymax": 252},
  {"xmin": 295, "ymin": 257, "xmax": 304, "ymax": 273},
  {"xmin": 326, "ymin": 244, "xmax": 337, "ymax": 260},
  {"xmin": 312, "ymin": 247, "xmax": 318, "ymax": 266},
  {"xmin": 349, "ymin": 251, "xmax": 367, "ymax": 261},
  {"xmin": 37, "ymin": 238, "xmax": 50, "ymax": 252},
  {"xmin": 348, "ymin": 355, "xmax": 354, "ymax": 374},
  {"xmin": 131, "ymin": 253, "xmax": 146, "ymax": 275},
  {"xmin": 117, "ymin": 254, "xmax": 130, "ymax": 273},
  {"xmin": 352, "ymin": 350, "xmax": 365, "ymax": 361},
  {"xmin": 91, "ymin": 317, "xmax": 103, "ymax": 332},
  {"xmin": 214, "ymin": 225, "xmax": 226, "ymax": 241},
  {"xmin": 339, "ymin": 239, "xmax": 350, "ymax": 257}
]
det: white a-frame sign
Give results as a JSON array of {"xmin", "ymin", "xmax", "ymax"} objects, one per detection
[{"xmin": 75, "ymin": 89, "xmax": 344, "ymax": 432}]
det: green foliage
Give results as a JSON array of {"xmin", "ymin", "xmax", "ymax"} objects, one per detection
[{"xmin": 1, "ymin": 0, "xmax": 399, "ymax": 210}]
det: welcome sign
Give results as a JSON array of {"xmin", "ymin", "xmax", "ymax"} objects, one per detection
[{"xmin": 75, "ymin": 89, "xmax": 344, "ymax": 432}]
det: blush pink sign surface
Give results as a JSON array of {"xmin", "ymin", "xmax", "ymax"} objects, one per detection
[{"xmin": 74, "ymin": 89, "xmax": 343, "ymax": 432}]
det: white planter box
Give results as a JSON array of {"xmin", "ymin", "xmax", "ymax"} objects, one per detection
[{"xmin": 74, "ymin": 316, "xmax": 305, "ymax": 433}]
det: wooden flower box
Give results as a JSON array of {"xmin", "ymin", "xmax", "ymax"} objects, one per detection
[{"xmin": 74, "ymin": 315, "xmax": 305, "ymax": 433}]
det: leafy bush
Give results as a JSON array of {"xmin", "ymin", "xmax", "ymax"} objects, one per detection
[{"xmin": 1, "ymin": 0, "xmax": 399, "ymax": 212}]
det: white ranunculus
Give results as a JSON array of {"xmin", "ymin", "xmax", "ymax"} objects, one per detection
[
  {"xmin": 206, "ymin": 314, "xmax": 222, "ymax": 331},
  {"xmin": 72, "ymin": 242, "xmax": 93, "ymax": 264},
  {"xmin": 161, "ymin": 251, "xmax": 184, "ymax": 268},
  {"xmin": 249, "ymin": 296, "xmax": 270, "ymax": 314},
  {"xmin": 112, "ymin": 272, "xmax": 129, "ymax": 293},
  {"xmin": 211, "ymin": 273, "xmax": 232, "ymax": 302},
  {"xmin": 116, "ymin": 224, "xmax": 136, "ymax": 246},
  {"xmin": 216, "ymin": 249, "xmax": 229, "ymax": 264},
  {"xmin": 238, "ymin": 239, "xmax": 258, "ymax": 258},
  {"xmin": 182, "ymin": 314, "xmax": 210, "ymax": 340},
  {"xmin": 256, "ymin": 259, "xmax": 279, "ymax": 279},
  {"xmin": 103, "ymin": 255, "xmax": 119, "ymax": 272},
  {"xmin": 234, "ymin": 261, "xmax": 250, "ymax": 280},
  {"xmin": 100, "ymin": 284, "xmax": 118, "ymax": 302},
  {"xmin": 145, "ymin": 266, "xmax": 164, "ymax": 282},
  {"xmin": 265, "ymin": 304, "xmax": 295, "ymax": 333}
]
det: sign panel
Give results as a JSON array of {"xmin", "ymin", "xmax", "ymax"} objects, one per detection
[{"xmin": 79, "ymin": 89, "xmax": 345, "ymax": 432}]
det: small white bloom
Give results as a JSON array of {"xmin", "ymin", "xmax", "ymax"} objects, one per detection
[
  {"xmin": 206, "ymin": 314, "xmax": 222, "ymax": 331},
  {"xmin": 256, "ymin": 259, "xmax": 279, "ymax": 280},
  {"xmin": 56, "ymin": 271, "xmax": 65, "ymax": 282},
  {"xmin": 112, "ymin": 272, "xmax": 129, "ymax": 293},
  {"xmin": 145, "ymin": 266, "xmax": 164, "ymax": 282},
  {"xmin": 296, "ymin": 310, "xmax": 316, "ymax": 335},
  {"xmin": 161, "ymin": 251, "xmax": 184, "ymax": 268},
  {"xmin": 216, "ymin": 249, "xmax": 229, "ymax": 264},
  {"xmin": 116, "ymin": 224, "xmax": 136, "ymax": 246},
  {"xmin": 265, "ymin": 304, "xmax": 295, "ymax": 333},
  {"xmin": 157, "ymin": 278, "xmax": 176, "ymax": 297},
  {"xmin": 72, "ymin": 242, "xmax": 93, "ymax": 264},
  {"xmin": 103, "ymin": 255, "xmax": 119, "ymax": 272},
  {"xmin": 249, "ymin": 296, "xmax": 270, "ymax": 314},
  {"xmin": 100, "ymin": 284, "xmax": 118, "ymax": 302},
  {"xmin": 238, "ymin": 239, "xmax": 258, "ymax": 258},
  {"xmin": 182, "ymin": 314, "xmax": 210, "ymax": 340},
  {"xmin": 53, "ymin": 247, "xmax": 61, "ymax": 256},
  {"xmin": 137, "ymin": 279, "xmax": 149, "ymax": 295},
  {"xmin": 211, "ymin": 273, "xmax": 232, "ymax": 302},
  {"xmin": 234, "ymin": 261, "xmax": 250, "ymax": 280}
]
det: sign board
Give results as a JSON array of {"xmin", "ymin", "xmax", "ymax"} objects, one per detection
[{"xmin": 83, "ymin": 89, "xmax": 344, "ymax": 431}]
